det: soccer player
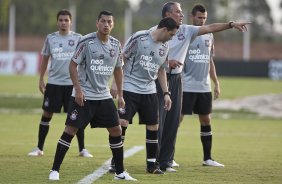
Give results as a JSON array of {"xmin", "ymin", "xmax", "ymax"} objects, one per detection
[
  {"xmin": 181, "ymin": 4, "xmax": 224, "ymax": 167},
  {"xmin": 48, "ymin": 11, "xmax": 136, "ymax": 181},
  {"xmin": 28, "ymin": 9, "xmax": 92, "ymax": 158},
  {"xmin": 110, "ymin": 17, "xmax": 179, "ymax": 174},
  {"xmin": 156, "ymin": 1, "xmax": 250, "ymax": 172}
]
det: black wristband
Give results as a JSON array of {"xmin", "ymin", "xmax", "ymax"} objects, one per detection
[
  {"xmin": 229, "ymin": 21, "xmax": 234, "ymax": 28},
  {"xmin": 163, "ymin": 91, "xmax": 171, "ymax": 97}
]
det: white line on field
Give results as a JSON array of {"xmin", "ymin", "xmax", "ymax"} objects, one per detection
[{"xmin": 77, "ymin": 145, "xmax": 144, "ymax": 184}]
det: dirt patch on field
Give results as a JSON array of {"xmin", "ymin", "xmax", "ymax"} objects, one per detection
[{"xmin": 213, "ymin": 93, "xmax": 282, "ymax": 118}]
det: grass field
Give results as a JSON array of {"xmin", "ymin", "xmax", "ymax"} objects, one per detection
[{"xmin": 0, "ymin": 75, "xmax": 282, "ymax": 184}]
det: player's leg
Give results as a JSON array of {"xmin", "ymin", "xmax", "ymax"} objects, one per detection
[
  {"xmin": 49, "ymin": 97, "xmax": 90, "ymax": 180},
  {"xmin": 29, "ymin": 84, "xmax": 61, "ymax": 156},
  {"xmin": 109, "ymin": 91, "xmax": 137, "ymax": 173},
  {"xmin": 49, "ymin": 125, "xmax": 78, "ymax": 180},
  {"xmin": 139, "ymin": 93, "xmax": 163, "ymax": 174},
  {"xmin": 158, "ymin": 74, "xmax": 182, "ymax": 171},
  {"xmin": 195, "ymin": 93, "xmax": 224, "ymax": 167}
]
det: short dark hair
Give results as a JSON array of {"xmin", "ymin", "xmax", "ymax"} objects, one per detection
[
  {"xmin": 97, "ymin": 11, "xmax": 113, "ymax": 20},
  {"xmin": 162, "ymin": 1, "xmax": 180, "ymax": 18},
  {"xmin": 191, "ymin": 4, "xmax": 206, "ymax": 16},
  {"xmin": 57, "ymin": 9, "xmax": 72, "ymax": 20},
  {"xmin": 157, "ymin": 17, "xmax": 179, "ymax": 31}
]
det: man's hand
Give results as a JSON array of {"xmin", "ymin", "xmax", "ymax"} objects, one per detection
[
  {"xmin": 75, "ymin": 89, "xmax": 85, "ymax": 106},
  {"xmin": 164, "ymin": 95, "xmax": 172, "ymax": 111},
  {"xmin": 168, "ymin": 60, "xmax": 183, "ymax": 69},
  {"xmin": 231, "ymin": 22, "xmax": 251, "ymax": 32},
  {"xmin": 39, "ymin": 79, "xmax": 46, "ymax": 94},
  {"xmin": 213, "ymin": 84, "xmax": 220, "ymax": 100}
]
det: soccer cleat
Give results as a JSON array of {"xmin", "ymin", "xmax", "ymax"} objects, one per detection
[
  {"xmin": 28, "ymin": 147, "xmax": 44, "ymax": 156},
  {"xmin": 114, "ymin": 171, "xmax": 137, "ymax": 181},
  {"xmin": 49, "ymin": 170, "xmax": 59, "ymax": 180},
  {"xmin": 171, "ymin": 160, "xmax": 180, "ymax": 167},
  {"xmin": 108, "ymin": 158, "xmax": 116, "ymax": 173},
  {"xmin": 79, "ymin": 149, "xmax": 93, "ymax": 158},
  {"xmin": 161, "ymin": 167, "xmax": 177, "ymax": 172},
  {"xmin": 147, "ymin": 166, "xmax": 165, "ymax": 174},
  {"xmin": 202, "ymin": 159, "xmax": 224, "ymax": 167}
]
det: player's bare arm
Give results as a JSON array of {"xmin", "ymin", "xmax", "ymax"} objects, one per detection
[
  {"xmin": 39, "ymin": 55, "xmax": 49, "ymax": 94},
  {"xmin": 198, "ymin": 21, "xmax": 251, "ymax": 36},
  {"xmin": 113, "ymin": 67, "xmax": 125, "ymax": 109},
  {"xmin": 69, "ymin": 60, "xmax": 85, "ymax": 106},
  {"xmin": 209, "ymin": 58, "xmax": 220, "ymax": 100},
  {"xmin": 158, "ymin": 67, "xmax": 172, "ymax": 111}
]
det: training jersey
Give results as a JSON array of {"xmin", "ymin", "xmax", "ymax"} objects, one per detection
[
  {"xmin": 183, "ymin": 33, "xmax": 214, "ymax": 92},
  {"xmin": 167, "ymin": 24, "xmax": 199, "ymax": 74},
  {"xmin": 71, "ymin": 32, "xmax": 122, "ymax": 100},
  {"xmin": 41, "ymin": 31, "xmax": 81, "ymax": 85},
  {"xmin": 123, "ymin": 30, "xmax": 169, "ymax": 94}
]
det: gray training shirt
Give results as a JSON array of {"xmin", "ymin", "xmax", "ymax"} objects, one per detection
[
  {"xmin": 167, "ymin": 25, "xmax": 199, "ymax": 74},
  {"xmin": 71, "ymin": 32, "xmax": 123, "ymax": 100},
  {"xmin": 41, "ymin": 31, "xmax": 81, "ymax": 85},
  {"xmin": 123, "ymin": 30, "xmax": 169, "ymax": 94},
  {"xmin": 183, "ymin": 33, "xmax": 214, "ymax": 92}
]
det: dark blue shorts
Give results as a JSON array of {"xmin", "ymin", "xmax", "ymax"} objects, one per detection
[
  {"xmin": 119, "ymin": 91, "xmax": 159, "ymax": 125},
  {"xmin": 42, "ymin": 84, "xmax": 73, "ymax": 113},
  {"xmin": 182, "ymin": 92, "xmax": 212, "ymax": 115},
  {"xmin": 66, "ymin": 97, "xmax": 119, "ymax": 129}
]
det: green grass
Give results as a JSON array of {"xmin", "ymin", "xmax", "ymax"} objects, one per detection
[{"xmin": 0, "ymin": 75, "xmax": 281, "ymax": 183}]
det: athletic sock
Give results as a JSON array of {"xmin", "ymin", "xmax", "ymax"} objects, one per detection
[
  {"xmin": 146, "ymin": 129, "xmax": 158, "ymax": 168},
  {"xmin": 121, "ymin": 126, "xmax": 127, "ymax": 143},
  {"xmin": 76, "ymin": 128, "xmax": 85, "ymax": 152},
  {"xmin": 109, "ymin": 135, "xmax": 124, "ymax": 174},
  {"xmin": 37, "ymin": 116, "xmax": 51, "ymax": 150},
  {"xmin": 200, "ymin": 125, "xmax": 212, "ymax": 161},
  {"xmin": 51, "ymin": 132, "xmax": 74, "ymax": 172}
]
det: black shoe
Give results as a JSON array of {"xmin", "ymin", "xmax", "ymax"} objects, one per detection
[
  {"xmin": 147, "ymin": 166, "xmax": 164, "ymax": 174},
  {"xmin": 108, "ymin": 158, "xmax": 116, "ymax": 173}
]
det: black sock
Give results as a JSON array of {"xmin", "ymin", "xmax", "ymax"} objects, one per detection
[
  {"xmin": 37, "ymin": 116, "xmax": 51, "ymax": 150},
  {"xmin": 76, "ymin": 129, "xmax": 85, "ymax": 152},
  {"xmin": 146, "ymin": 129, "xmax": 158, "ymax": 168},
  {"xmin": 201, "ymin": 125, "xmax": 212, "ymax": 161},
  {"xmin": 121, "ymin": 126, "xmax": 127, "ymax": 143},
  {"xmin": 109, "ymin": 135, "xmax": 124, "ymax": 174},
  {"xmin": 51, "ymin": 132, "xmax": 74, "ymax": 172}
]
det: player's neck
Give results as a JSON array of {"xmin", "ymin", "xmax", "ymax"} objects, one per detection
[
  {"xmin": 59, "ymin": 30, "xmax": 70, "ymax": 36},
  {"xmin": 97, "ymin": 32, "xmax": 109, "ymax": 43},
  {"xmin": 150, "ymin": 29, "xmax": 161, "ymax": 42}
]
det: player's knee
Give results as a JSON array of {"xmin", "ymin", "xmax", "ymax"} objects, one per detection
[
  {"xmin": 119, "ymin": 119, "xmax": 129, "ymax": 127},
  {"xmin": 146, "ymin": 124, "xmax": 158, "ymax": 131},
  {"xmin": 64, "ymin": 125, "xmax": 78, "ymax": 136}
]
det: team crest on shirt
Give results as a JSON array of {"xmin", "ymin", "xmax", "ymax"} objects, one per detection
[
  {"xmin": 68, "ymin": 39, "xmax": 75, "ymax": 46},
  {"xmin": 70, "ymin": 110, "xmax": 78, "ymax": 120},
  {"xmin": 44, "ymin": 97, "xmax": 49, "ymax": 107},
  {"xmin": 159, "ymin": 48, "xmax": 165, "ymax": 57},
  {"xmin": 205, "ymin": 40, "xmax": 210, "ymax": 47},
  {"xmin": 110, "ymin": 49, "xmax": 115, "ymax": 57},
  {"xmin": 177, "ymin": 33, "xmax": 185, "ymax": 40},
  {"xmin": 100, "ymin": 54, "xmax": 104, "ymax": 59},
  {"xmin": 59, "ymin": 43, "xmax": 63, "ymax": 47}
]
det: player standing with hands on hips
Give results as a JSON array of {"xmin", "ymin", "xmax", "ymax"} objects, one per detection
[
  {"xmin": 48, "ymin": 11, "xmax": 136, "ymax": 181},
  {"xmin": 156, "ymin": 1, "xmax": 251, "ymax": 172},
  {"xmin": 28, "ymin": 9, "xmax": 93, "ymax": 158}
]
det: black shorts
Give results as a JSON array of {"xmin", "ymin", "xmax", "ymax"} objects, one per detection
[
  {"xmin": 42, "ymin": 84, "xmax": 73, "ymax": 113},
  {"xmin": 182, "ymin": 92, "xmax": 212, "ymax": 115},
  {"xmin": 66, "ymin": 97, "xmax": 119, "ymax": 129},
  {"xmin": 119, "ymin": 91, "xmax": 159, "ymax": 125}
]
